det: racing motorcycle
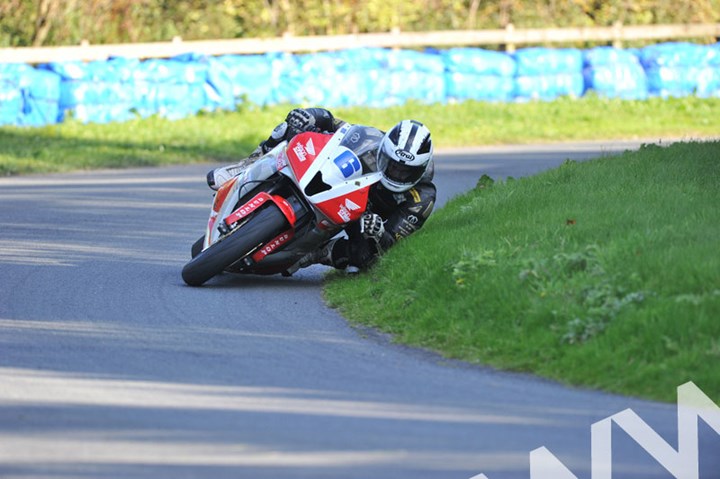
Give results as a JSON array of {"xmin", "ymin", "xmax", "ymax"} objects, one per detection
[{"xmin": 182, "ymin": 124, "xmax": 384, "ymax": 286}]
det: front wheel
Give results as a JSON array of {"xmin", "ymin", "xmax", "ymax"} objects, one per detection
[
  {"xmin": 190, "ymin": 235, "xmax": 204, "ymax": 258},
  {"xmin": 182, "ymin": 205, "xmax": 288, "ymax": 286}
]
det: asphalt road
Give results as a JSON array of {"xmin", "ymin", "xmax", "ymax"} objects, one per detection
[{"xmin": 0, "ymin": 141, "xmax": 717, "ymax": 479}]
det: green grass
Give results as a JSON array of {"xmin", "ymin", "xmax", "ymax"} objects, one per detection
[
  {"xmin": 1, "ymin": 95, "xmax": 719, "ymax": 176},
  {"xmin": 324, "ymin": 141, "xmax": 720, "ymax": 403}
]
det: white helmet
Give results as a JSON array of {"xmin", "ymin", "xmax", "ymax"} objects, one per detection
[{"xmin": 377, "ymin": 120, "xmax": 433, "ymax": 193}]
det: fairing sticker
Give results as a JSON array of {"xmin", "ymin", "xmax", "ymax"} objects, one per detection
[{"xmin": 286, "ymin": 132, "xmax": 332, "ymax": 182}]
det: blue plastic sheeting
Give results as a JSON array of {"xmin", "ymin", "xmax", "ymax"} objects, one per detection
[
  {"xmin": 171, "ymin": 53, "xmax": 235, "ymax": 111},
  {"xmin": 513, "ymin": 48, "xmax": 583, "ymax": 100},
  {"xmin": 129, "ymin": 56, "xmax": 215, "ymax": 120},
  {"xmin": 442, "ymin": 48, "xmax": 515, "ymax": 102},
  {"xmin": 275, "ymin": 50, "xmax": 363, "ymax": 106},
  {"xmin": 637, "ymin": 42, "xmax": 720, "ymax": 97},
  {"xmin": 446, "ymin": 73, "xmax": 514, "ymax": 102},
  {"xmin": 3, "ymin": 42, "xmax": 720, "ymax": 127},
  {"xmin": 639, "ymin": 42, "xmax": 720, "ymax": 68},
  {"xmin": 388, "ymin": 49, "xmax": 445, "ymax": 73},
  {"xmin": 442, "ymin": 48, "xmax": 516, "ymax": 76},
  {"xmin": 273, "ymin": 52, "xmax": 344, "ymax": 106},
  {"xmin": 386, "ymin": 50, "xmax": 446, "ymax": 105},
  {"xmin": 584, "ymin": 46, "xmax": 640, "ymax": 66},
  {"xmin": 0, "ymin": 76, "xmax": 23, "ymax": 125},
  {"xmin": 514, "ymin": 48, "xmax": 583, "ymax": 76},
  {"xmin": 0, "ymin": 63, "xmax": 60, "ymax": 126},
  {"xmin": 645, "ymin": 66, "xmax": 720, "ymax": 98},
  {"xmin": 216, "ymin": 54, "xmax": 274, "ymax": 105},
  {"xmin": 515, "ymin": 73, "xmax": 585, "ymax": 101},
  {"xmin": 696, "ymin": 68, "xmax": 720, "ymax": 98},
  {"xmin": 272, "ymin": 49, "xmax": 445, "ymax": 107},
  {"xmin": 388, "ymin": 70, "xmax": 446, "ymax": 105},
  {"xmin": 42, "ymin": 58, "xmax": 135, "ymax": 123},
  {"xmin": 583, "ymin": 64, "xmax": 648, "ymax": 99},
  {"xmin": 41, "ymin": 54, "xmax": 235, "ymax": 123},
  {"xmin": 583, "ymin": 47, "xmax": 648, "ymax": 99}
]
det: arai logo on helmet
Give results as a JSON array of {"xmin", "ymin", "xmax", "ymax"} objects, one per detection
[{"xmin": 395, "ymin": 149, "xmax": 415, "ymax": 162}]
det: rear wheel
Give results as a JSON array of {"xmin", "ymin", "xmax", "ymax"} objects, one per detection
[{"xmin": 182, "ymin": 205, "xmax": 288, "ymax": 286}]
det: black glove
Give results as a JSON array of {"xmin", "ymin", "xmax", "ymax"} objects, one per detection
[
  {"xmin": 286, "ymin": 109, "xmax": 316, "ymax": 137},
  {"xmin": 360, "ymin": 213, "xmax": 385, "ymax": 242},
  {"xmin": 257, "ymin": 121, "xmax": 289, "ymax": 154}
]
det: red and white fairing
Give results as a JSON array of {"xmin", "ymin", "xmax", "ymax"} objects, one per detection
[{"xmin": 285, "ymin": 130, "xmax": 381, "ymax": 226}]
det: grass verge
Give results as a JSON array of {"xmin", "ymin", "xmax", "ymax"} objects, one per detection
[
  {"xmin": 324, "ymin": 140, "xmax": 720, "ymax": 403},
  {"xmin": 1, "ymin": 96, "xmax": 719, "ymax": 176}
]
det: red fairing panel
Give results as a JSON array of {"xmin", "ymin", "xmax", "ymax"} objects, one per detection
[
  {"xmin": 286, "ymin": 132, "xmax": 332, "ymax": 182},
  {"xmin": 224, "ymin": 192, "xmax": 296, "ymax": 229},
  {"xmin": 315, "ymin": 186, "xmax": 370, "ymax": 225},
  {"xmin": 252, "ymin": 229, "xmax": 295, "ymax": 262}
]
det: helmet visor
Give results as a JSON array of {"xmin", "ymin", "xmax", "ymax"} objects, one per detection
[{"xmin": 378, "ymin": 149, "xmax": 426, "ymax": 187}]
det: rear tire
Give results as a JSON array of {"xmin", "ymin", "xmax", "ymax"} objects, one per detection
[{"xmin": 182, "ymin": 205, "xmax": 288, "ymax": 286}]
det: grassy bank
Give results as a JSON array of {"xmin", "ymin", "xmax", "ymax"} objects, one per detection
[
  {"xmin": 1, "ymin": 96, "xmax": 719, "ymax": 176},
  {"xmin": 324, "ymin": 141, "xmax": 720, "ymax": 402}
]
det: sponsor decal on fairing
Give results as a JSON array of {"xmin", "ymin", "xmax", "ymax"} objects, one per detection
[
  {"xmin": 292, "ymin": 143, "xmax": 308, "ymax": 162},
  {"xmin": 251, "ymin": 230, "xmax": 295, "ymax": 262},
  {"xmin": 224, "ymin": 194, "xmax": 268, "ymax": 227}
]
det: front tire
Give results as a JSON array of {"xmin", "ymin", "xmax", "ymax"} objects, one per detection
[
  {"xmin": 182, "ymin": 205, "xmax": 288, "ymax": 286},
  {"xmin": 190, "ymin": 235, "xmax": 204, "ymax": 258}
]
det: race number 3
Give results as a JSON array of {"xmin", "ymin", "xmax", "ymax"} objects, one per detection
[{"xmin": 333, "ymin": 150, "xmax": 362, "ymax": 178}]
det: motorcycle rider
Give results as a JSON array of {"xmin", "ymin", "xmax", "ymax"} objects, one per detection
[{"xmin": 206, "ymin": 108, "xmax": 436, "ymax": 271}]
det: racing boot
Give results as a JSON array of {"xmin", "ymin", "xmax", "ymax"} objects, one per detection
[
  {"xmin": 207, "ymin": 120, "xmax": 293, "ymax": 191},
  {"xmin": 205, "ymin": 146, "xmax": 265, "ymax": 190},
  {"xmin": 298, "ymin": 239, "xmax": 344, "ymax": 269},
  {"xmin": 206, "ymin": 163, "xmax": 244, "ymax": 191},
  {"xmin": 282, "ymin": 240, "xmax": 333, "ymax": 276}
]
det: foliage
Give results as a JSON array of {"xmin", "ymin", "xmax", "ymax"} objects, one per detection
[
  {"xmin": 517, "ymin": 245, "xmax": 646, "ymax": 344},
  {"xmin": 2, "ymin": 0, "xmax": 719, "ymax": 47}
]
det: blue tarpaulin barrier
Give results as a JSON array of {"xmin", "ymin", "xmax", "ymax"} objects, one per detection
[
  {"xmin": 515, "ymin": 72, "xmax": 585, "ymax": 101},
  {"xmin": 696, "ymin": 68, "xmax": 720, "ymax": 98},
  {"xmin": 275, "ymin": 52, "xmax": 352, "ymax": 107},
  {"xmin": 0, "ymin": 67, "xmax": 24, "ymax": 125},
  {"xmin": 639, "ymin": 42, "xmax": 720, "ymax": 97},
  {"xmin": 171, "ymin": 53, "xmax": 235, "ymax": 111},
  {"xmin": 131, "ymin": 57, "xmax": 210, "ymax": 120},
  {"xmin": 386, "ymin": 50, "xmax": 446, "ymax": 105},
  {"xmin": 41, "ymin": 58, "xmax": 135, "ymax": 123},
  {"xmin": 216, "ymin": 54, "xmax": 274, "ymax": 105},
  {"xmin": 22, "ymin": 69, "xmax": 63, "ymax": 126},
  {"xmin": 514, "ymin": 48, "xmax": 583, "ymax": 76},
  {"xmin": 0, "ymin": 63, "xmax": 60, "ymax": 126},
  {"xmin": 442, "ymin": 48, "xmax": 516, "ymax": 102},
  {"xmin": 2, "ymin": 41, "xmax": 719, "ymax": 126},
  {"xmin": 513, "ymin": 48, "xmax": 584, "ymax": 100},
  {"xmin": 446, "ymin": 72, "xmax": 515, "ymax": 102},
  {"xmin": 583, "ymin": 46, "xmax": 648, "ymax": 100},
  {"xmin": 443, "ymin": 48, "xmax": 517, "ymax": 76}
]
